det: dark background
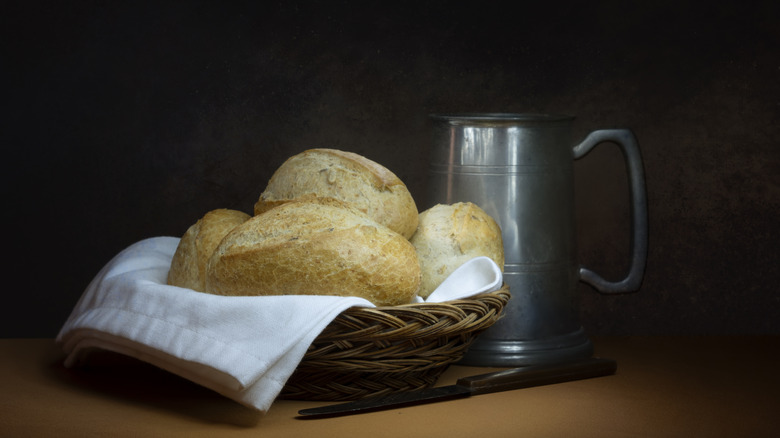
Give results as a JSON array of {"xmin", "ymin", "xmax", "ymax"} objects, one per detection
[{"xmin": 3, "ymin": 0, "xmax": 778, "ymax": 338}]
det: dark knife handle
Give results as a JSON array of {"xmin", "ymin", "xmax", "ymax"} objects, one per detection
[{"xmin": 457, "ymin": 357, "xmax": 617, "ymax": 396}]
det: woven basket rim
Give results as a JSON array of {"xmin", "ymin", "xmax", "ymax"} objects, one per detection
[
  {"xmin": 315, "ymin": 284, "xmax": 510, "ymax": 341},
  {"xmin": 281, "ymin": 285, "xmax": 510, "ymax": 401}
]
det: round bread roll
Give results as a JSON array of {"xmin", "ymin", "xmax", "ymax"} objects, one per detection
[
  {"xmin": 411, "ymin": 202, "xmax": 505, "ymax": 298},
  {"xmin": 253, "ymin": 148, "xmax": 419, "ymax": 239},
  {"xmin": 206, "ymin": 201, "xmax": 422, "ymax": 306},
  {"xmin": 167, "ymin": 208, "xmax": 251, "ymax": 292}
]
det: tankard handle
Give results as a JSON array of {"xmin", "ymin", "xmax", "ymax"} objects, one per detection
[{"xmin": 572, "ymin": 129, "xmax": 648, "ymax": 294}]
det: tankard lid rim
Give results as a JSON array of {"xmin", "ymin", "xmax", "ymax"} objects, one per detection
[{"xmin": 429, "ymin": 113, "xmax": 574, "ymax": 123}]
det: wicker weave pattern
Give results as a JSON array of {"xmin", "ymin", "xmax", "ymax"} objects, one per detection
[{"xmin": 280, "ymin": 285, "xmax": 510, "ymax": 401}]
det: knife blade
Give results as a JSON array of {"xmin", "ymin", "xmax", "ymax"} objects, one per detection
[{"xmin": 297, "ymin": 356, "xmax": 617, "ymax": 418}]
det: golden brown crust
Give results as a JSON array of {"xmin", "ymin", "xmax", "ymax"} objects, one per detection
[
  {"xmin": 167, "ymin": 208, "xmax": 251, "ymax": 292},
  {"xmin": 319, "ymin": 148, "xmax": 401, "ymax": 189},
  {"xmin": 253, "ymin": 148, "xmax": 418, "ymax": 239},
  {"xmin": 411, "ymin": 202, "xmax": 504, "ymax": 298},
  {"xmin": 205, "ymin": 201, "xmax": 421, "ymax": 306}
]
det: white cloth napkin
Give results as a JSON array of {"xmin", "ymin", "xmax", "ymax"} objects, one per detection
[{"xmin": 56, "ymin": 237, "xmax": 503, "ymax": 412}]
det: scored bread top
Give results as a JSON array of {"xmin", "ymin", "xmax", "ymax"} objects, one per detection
[
  {"xmin": 206, "ymin": 201, "xmax": 422, "ymax": 306},
  {"xmin": 253, "ymin": 148, "xmax": 419, "ymax": 239}
]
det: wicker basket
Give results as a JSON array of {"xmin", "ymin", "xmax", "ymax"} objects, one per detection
[{"xmin": 279, "ymin": 285, "xmax": 510, "ymax": 401}]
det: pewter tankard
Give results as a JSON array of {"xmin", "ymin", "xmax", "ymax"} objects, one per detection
[{"xmin": 427, "ymin": 113, "xmax": 647, "ymax": 366}]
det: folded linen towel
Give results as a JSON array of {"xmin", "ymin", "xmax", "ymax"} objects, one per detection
[{"xmin": 56, "ymin": 237, "xmax": 502, "ymax": 412}]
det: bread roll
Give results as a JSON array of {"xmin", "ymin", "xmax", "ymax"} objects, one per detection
[
  {"xmin": 167, "ymin": 208, "xmax": 251, "ymax": 292},
  {"xmin": 206, "ymin": 201, "xmax": 421, "ymax": 306},
  {"xmin": 411, "ymin": 202, "xmax": 504, "ymax": 298},
  {"xmin": 253, "ymin": 148, "xmax": 419, "ymax": 239}
]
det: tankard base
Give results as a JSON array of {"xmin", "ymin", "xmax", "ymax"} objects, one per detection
[{"xmin": 456, "ymin": 328, "xmax": 594, "ymax": 367}]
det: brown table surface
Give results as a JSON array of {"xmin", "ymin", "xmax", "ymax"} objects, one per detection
[{"xmin": 2, "ymin": 336, "xmax": 778, "ymax": 437}]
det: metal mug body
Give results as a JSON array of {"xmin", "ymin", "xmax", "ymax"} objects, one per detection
[{"xmin": 427, "ymin": 113, "xmax": 647, "ymax": 366}]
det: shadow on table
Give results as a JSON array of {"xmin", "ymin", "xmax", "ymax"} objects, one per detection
[{"xmin": 47, "ymin": 349, "xmax": 263, "ymax": 427}]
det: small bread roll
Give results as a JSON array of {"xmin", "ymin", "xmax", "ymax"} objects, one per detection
[
  {"xmin": 253, "ymin": 148, "xmax": 419, "ymax": 239},
  {"xmin": 411, "ymin": 202, "xmax": 504, "ymax": 298},
  {"xmin": 167, "ymin": 208, "xmax": 251, "ymax": 292},
  {"xmin": 206, "ymin": 201, "xmax": 422, "ymax": 306}
]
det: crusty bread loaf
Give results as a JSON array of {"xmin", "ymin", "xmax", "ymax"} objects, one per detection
[
  {"xmin": 167, "ymin": 208, "xmax": 251, "ymax": 292},
  {"xmin": 253, "ymin": 148, "xmax": 419, "ymax": 239},
  {"xmin": 206, "ymin": 201, "xmax": 422, "ymax": 306},
  {"xmin": 411, "ymin": 202, "xmax": 504, "ymax": 298}
]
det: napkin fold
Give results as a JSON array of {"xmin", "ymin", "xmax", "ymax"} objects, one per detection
[{"xmin": 56, "ymin": 237, "xmax": 502, "ymax": 412}]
